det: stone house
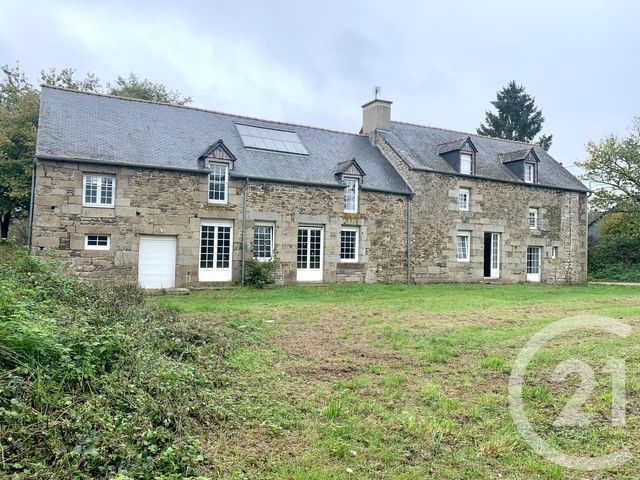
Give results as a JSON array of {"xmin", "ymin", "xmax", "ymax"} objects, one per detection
[{"xmin": 31, "ymin": 86, "xmax": 588, "ymax": 287}]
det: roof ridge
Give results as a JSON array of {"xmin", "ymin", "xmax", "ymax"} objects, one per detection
[
  {"xmin": 40, "ymin": 84, "xmax": 365, "ymax": 138},
  {"xmin": 390, "ymin": 119, "xmax": 541, "ymax": 148}
]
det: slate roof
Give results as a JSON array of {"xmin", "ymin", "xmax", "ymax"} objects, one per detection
[
  {"xmin": 379, "ymin": 122, "xmax": 587, "ymax": 192},
  {"xmin": 36, "ymin": 86, "xmax": 411, "ymax": 195},
  {"xmin": 36, "ymin": 86, "xmax": 587, "ymax": 195}
]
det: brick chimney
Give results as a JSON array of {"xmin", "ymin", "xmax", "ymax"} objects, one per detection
[{"xmin": 362, "ymin": 98, "xmax": 392, "ymax": 135}]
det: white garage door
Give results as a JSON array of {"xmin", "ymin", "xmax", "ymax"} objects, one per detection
[{"xmin": 138, "ymin": 235, "xmax": 177, "ymax": 289}]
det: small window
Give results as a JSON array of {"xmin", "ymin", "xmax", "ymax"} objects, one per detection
[
  {"xmin": 208, "ymin": 163, "xmax": 229, "ymax": 204},
  {"xmin": 456, "ymin": 231, "xmax": 470, "ymax": 262},
  {"xmin": 458, "ymin": 188, "xmax": 470, "ymax": 211},
  {"xmin": 85, "ymin": 234, "xmax": 110, "ymax": 250},
  {"xmin": 551, "ymin": 246, "xmax": 558, "ymax": 259},
  {"xmin": 253, "ymin": 224, "xmax": 274, "ymax": 260},
  {"xmin": 344, "ymin": 177, "xmax": 359, "ymax": 213},
  {"xmin": 83, "ymin": 174, "xmax": 115, "ymax": 207},
  {"xmin": 524, "ymin": 163, "xmax": 535, "ymax": 183},
  {"xmin": 528, "ymin": 208, "xmax": 539, "ymax": 229},
  {"xmin": 460, "ymin": 153, "xmax": 473, "ymax": 175},
  {"xmin": 340, "ymin": 228, "xmax": 359, "ymax": 262}
]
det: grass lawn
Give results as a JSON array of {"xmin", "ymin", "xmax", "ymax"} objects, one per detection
[{"xmin": 154, "ymin": 283, "xmax": 640, "ymax": 479}]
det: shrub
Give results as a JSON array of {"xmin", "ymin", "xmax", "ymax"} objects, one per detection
[
  {"xmin": 246, "ymin": 259, "xmax": 277, "ymax": 288},
  {"xmin": 588, "ymin": 236, "xmax": 640, "ymax": 281},
  {"xmin": 0, "ymin": 248, "xmax": 234, "ymax": 478}
]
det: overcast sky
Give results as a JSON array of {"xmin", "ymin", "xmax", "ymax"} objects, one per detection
[{"xmin": 1, "ymin": 0, "xmax": 638, "ymax": 179}]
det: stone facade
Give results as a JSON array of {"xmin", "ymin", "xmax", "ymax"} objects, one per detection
[
  {"xmin": 31, "ymin": 159, "xmax": 409, "ymax": 286},
  {"xmin": 32, "ymin": 137, "xmax": 587, "ymax": 286},
  {"xmin": 373, "ymin": 133, "xmax": 588, "ymax": 284}
]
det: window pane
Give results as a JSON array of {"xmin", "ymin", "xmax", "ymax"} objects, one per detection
[
  {"xmin": 525, "ymin": 164, "xmax": 535, "ymax": 183},
  {"xmin": 200, "ymin": 226, "xmax": 216, "ymax": 268},
  {"xmin": 344, "ymin": 178, "xmax": 358, "ymax": 212},
  {"xmin": 297, "ymin": 228, "xmax": 308, "ymax": 268},
  {"xmin": 309, "ymin": 229, "xmax": 321, "ymax": 269},
  {"xmin": 529, "ymin": 209, "xmax": 538, "ymax": 228},
  {"xmin": 84, "ymin": 175, "xmax": 98, "ymax": 204},
  {"xmin": 209, "ymin": 164, "xmax": 228, "ymax": 202},
  {"xmin": 527, "ymin": 247, "xmax": 540, "ymax": 274},
  {"xmin": 216, "ymin": 226, "xmax": 231, "ymax": 268},
  {"xmin": 340, "ymin": 230, "xmax": 357, "ymax": 260},
  {"xmin": 100, "ymin": 176, "xmax": 113, "ymax": 204},
  {"xmin": 460, "ymin": 154, "xmax": 472, "ymax": 174},
  {"xmin": 456, "ymin": 234, "xmax": 469, "ymax": 260},
  {"xmin": 253, "ymin": 225, "xmax": 273, "ymax": 259},
  {"xmin": 458, "ymin": 189, "xmax": 469, "ymax": 210}
]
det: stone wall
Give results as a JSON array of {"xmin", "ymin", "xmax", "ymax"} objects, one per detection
[
  {"xmin": 31, "ymin": 160, "xmax": 409, "ymax": 286},
  {"xmin": 373, "ymin": 134, "xmax": 588, "ymax": 284}
]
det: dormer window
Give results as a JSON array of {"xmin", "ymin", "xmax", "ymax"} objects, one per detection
[
  {"xmin": 438, "ymin": 136, "xmax": 477, "ymax": 175},
  {"xmin": 460, "ymin": 153, "xmax": 473, "ymax": 175},
  {"xmin": 334, "ymin": 158, "xmax": 365, "ymax": 213},
  {"xmin": 500, "ymin": 147, "xmax": 539, "ymax": 184}
]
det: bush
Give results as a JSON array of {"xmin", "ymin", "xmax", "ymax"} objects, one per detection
[
  {"xmin": 0, "ymin": 247, "xmax": 240, "ymax": 479},
  {"xmin": 588, "ymin": 236, "xmax": 640, "ymax": 282},
  {"xmin": 246, "ymin": 259, "xmax": 277, "ymax": 288}
]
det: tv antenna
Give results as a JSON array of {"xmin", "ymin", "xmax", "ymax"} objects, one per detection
[{"xmin": 373, "ymin": 85, "xmax": 381, "ymax": 100}]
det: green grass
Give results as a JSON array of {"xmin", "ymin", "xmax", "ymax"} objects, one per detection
[{"xmin": 154, "ymin": 283, "xmax": 640, "ymax": 479}]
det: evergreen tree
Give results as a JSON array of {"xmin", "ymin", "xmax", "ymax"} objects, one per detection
[{"xmin": 477, "ymin": 80, "xmax": 553, "ymax": 150}]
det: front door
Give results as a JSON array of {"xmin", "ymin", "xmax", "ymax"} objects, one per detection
[
  {"xmin": 297, "ymin": 226, "xmax": 323, "ymax": 282},
  {"xmin": 484, "ymin": 232, "xmax": 500, "ymax": 279},
  {"xmin": 526, "ymin": 246, "xmax": 541, "ymax": 282},
  {"xmin": 199, "ymin": 221, "xmax": 233, "ymax": 282}
]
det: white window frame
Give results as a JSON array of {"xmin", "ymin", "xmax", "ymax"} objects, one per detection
[
  {"xmin": 82, "ymin": 174, "xmax": 115, "ymax": 208},
  {"xmin": 489, "ymin": 232, "xmax": 501, "ymax": 279},
  {"xmin": 551, "ymin": 246, "xmax": 558, "ymax": 259},
  {"xmin": 460, "ymin": 153, "xmax": 473, "ymax": 175},
  {"xmin": 529, "ymin": 208, "xmax": 539, "ymax": 229},
  {"xmin": 456, "ymin": 231, "xmax": 471, "ymax": 262},
  {"xmin": 199, "ymin": 220, "xmax": 233, "ymax": 282},
  {"xmin": 343, "ymin": 177, "xmax": 359, "ymax": 213},
  {"xmin": 524, "ymin": 163, "xmax": 535, "ymax": 183},
  {"xmin": 85, "ymin": 234, "xmax": 110, "ymax": 251},
  {"xmin": 253, "ymin": 222, "xmax": 275, "ymax": 261},
  {"xmin": 339, "ymin": 227, "xmax": 359, "ymax": 263},
  {"xmin": 458, "ymin": 188, "xmax": 470, "ymax": 211},
  {"xmin": 208, "ymin": 163, "xmax": 229, "ymax": 204}
]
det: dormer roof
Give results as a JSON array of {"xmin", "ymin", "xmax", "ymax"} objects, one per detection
[
  {"xmin": 499, "ymin": 147, "xmax": 540, "ymax": 164},
  {"xmin": 334, "ymin": 158, "xmax": 366, "ymax": 178},
  {"xmin": 437, "ymin": 136, "xmax": 477, "ymax": 155}
]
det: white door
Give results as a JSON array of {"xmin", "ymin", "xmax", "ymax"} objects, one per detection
[
  {"xmin": 297, "ymin": 226, "xmax": 323, "ymax": 282},
  {"xmin": 199, "ymin": 221, "xmax": 233, "ymax": 282},
  {"xmin": 490, "ymin": 233, "xmax": 501, "ymax": 279},
  {"xmin": 138, "ymin": 235, "xmax": 177, "ymax": 288},
  {"xmin": 527, "ymin": 246, "xmax": 541, "ymax": 282}
]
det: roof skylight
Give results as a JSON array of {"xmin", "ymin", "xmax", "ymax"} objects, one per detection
[{"xmin": 236, "ymin": 124, "xmax": 308, "ymax": 155}]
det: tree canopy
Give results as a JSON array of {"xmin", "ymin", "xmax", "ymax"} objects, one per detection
[
  {"xmin": 107, "ymin": 73, "xmax": 191, "ymax": 105},
  {"xmin": 477, "ymin": 80, "xmax": 553, "ymax": 151},
  {"xmin": 0, "ymin": 63, "xmax": 192, "ymax": 238},
  {"xmin": 579, "ymin": 118, "xmax": 640, "ymax": 215}
]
